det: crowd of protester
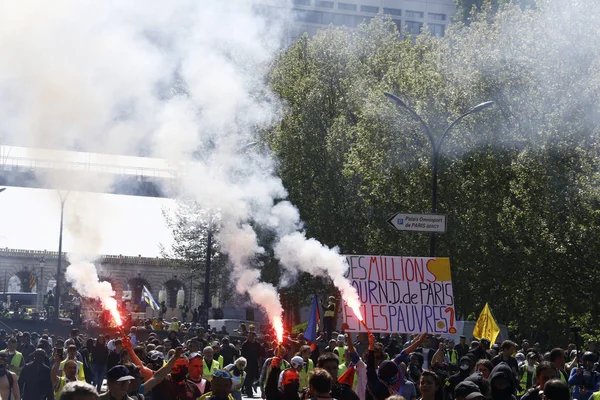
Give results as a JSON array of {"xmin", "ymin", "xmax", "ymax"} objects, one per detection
[{"xmin": 0, "ymin": 318, "xmax": 597, "ymax": 400}]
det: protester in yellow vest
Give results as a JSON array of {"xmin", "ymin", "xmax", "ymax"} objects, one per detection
[
  {"xmin": 52, "ymin": 356, "xmax": 78, "ymax": 400},
  {"xmin": 224, "ymin": 357, "xmax": 247, "ymax": 400},
  {"xmin": 338, "ymin": 350, "xmax": 359, "ymax": 390},
  {"xmin": 323, "ymin": 296, "xmax": 336, "ymax": 340},
  {"xmin": 5, "ymin": 338, "xmax": 24, "ymax": 377},
  {"xmin": 550, "ymin": 348, "xmax": 569, "ymax": 385},
  {"xmin": 169, "ymin": 317, "xmax": 180, "ymax": 332},
  {"xmin": 297, "ymin": 346, "xmax": 315, "ymax": 391},
  {"xmin": 518, "ymin": 353, "xmax": 537, "ymax": 397},
  {"xmin": 334, "ymin": 335, "xmax": 346, "ymax": 360},
  {"xmin": 202, "ymin": 346, "xmax": 221, "ymax": 382},
  {"xmin": 199, "ymin": 369, "xmax": 236, "ymax": 400},
  {"xmin": 59, "ymin": 345, "xmax": 86, "ymax": 381},
  {"xmin": 212, "ymin": 341, "xmax": 225, "ymax": 369}
]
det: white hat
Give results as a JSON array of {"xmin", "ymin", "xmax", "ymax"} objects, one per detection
[
  {"xmin": 291, "ymin": 356, "xmax": 305, "ymax": 369},
  {"xmin": 337, "ymin": 334, "xmax": 346, "ymax": 343}
]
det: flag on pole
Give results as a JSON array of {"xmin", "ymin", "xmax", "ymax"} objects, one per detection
[
  {"xmin": 338, "ymin": 364, "xmax": 356, "ymax": 386},
  {"xmin": 28, "ymin": 271, "xmax": 37, "ymax": 290},
  {"xmin": 305, "ymin": 294, "xmax": 320, "ymax": 351},
  {"xmin": 472, "ymin": 302, "xmax": 500, "ymax": 344},
  {"xmin": 142, "ymin": 285, "xmax": 160, "ymax": 311}
]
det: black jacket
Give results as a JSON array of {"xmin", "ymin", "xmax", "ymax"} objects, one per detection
[
  {"xmin": 490, "ymin": 362, "xmax": 517, "ymax": 400},
  {"xmin": 18, "ymin": 361, "xmax": 53, "ymax": 400}
]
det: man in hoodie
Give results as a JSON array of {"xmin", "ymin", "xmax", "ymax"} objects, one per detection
[
  {"xmin": 264, "ymin": 347, "xmax": 300, "ymax": 400},
  {"xmin": 489, "ymin": 363, "xmax": 517, "ymax": 400},
  {"xmin": 445, "ymin": 356, "xmax": 475, "ymax": 400}
]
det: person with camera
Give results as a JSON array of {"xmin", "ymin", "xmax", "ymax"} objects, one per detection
[{"xmin": 569, "ymin": 352, "xmax": 600, "ymax": 400}]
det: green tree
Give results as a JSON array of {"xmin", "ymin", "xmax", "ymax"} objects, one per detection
[{"xmin": 269, "ymin": 0, "xmax": 600, "ymax": 343}]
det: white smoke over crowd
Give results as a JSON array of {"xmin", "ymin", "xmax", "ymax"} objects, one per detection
[{"xmin": 0, "ymin": 0, "xmax": 361, "ymax": 328}]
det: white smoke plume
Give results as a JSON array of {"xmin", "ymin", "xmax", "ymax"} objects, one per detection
[{"xmin": 0, "ymin": 0, "xmax": 363, "ymax": 327}]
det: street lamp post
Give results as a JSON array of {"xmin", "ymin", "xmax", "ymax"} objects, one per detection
[
  {"xmin": 203, "ymin": 215, "xmax": 212, "ymax": 328},
  {"xmin": 55, "ymin": 192, "xmax": 70, "ymax": 320},
  {"xmin": 384, "ymin": 93, "xmax": 494, "ymax": 257},
  {"xmin": 38, "ymin": 257, "xmax": 45, "ymax": 311}
]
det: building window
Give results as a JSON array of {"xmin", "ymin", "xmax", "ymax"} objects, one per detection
[
  {"xmin": 338, "ymin": 2, "xmax": 357, "ymax": 11},
  {"xmin": 405, "ymin": 10, "xmax": 424, "ymax": 19},
  {"xmin": 405, "ymin": 21, "xmax": 423, "ymax": 35},
  {"xmin": 316, "ymin": 0, "xmax": 334, "ymax": 8},
  {"xmin": 429, "ymin": 13, "xmax": 446, "ymax": 21},
  {"xmin": 334, "ymin": 13, "xmax": 366, "ymax": 27},
  {"xmin": 383, "ymin": 7, "xmax": 402, "ymax": 16},
  {"xmin": 360, "ymin": 5, "xmax": 379, "ymax": 13},
  {"xmin": 292, "ymin": 0, "xmax": 311, "ymax": 5},
  {"xmin": 428, "ymin": 23, "xmax": 445, "ymax": 36}
]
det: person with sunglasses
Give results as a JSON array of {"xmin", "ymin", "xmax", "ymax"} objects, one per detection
[
  {"xmin": 199, "ymin": 370, "xmax": 235, "ymax": 400},
  {"xmin": 188, "ymin": 352, "xmax": 211, "ymax": 395}
]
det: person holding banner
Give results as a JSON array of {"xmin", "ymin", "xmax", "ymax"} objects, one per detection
[{"xmin": 322, "ymin": 296, "xmax": 337, "ymax": 341}]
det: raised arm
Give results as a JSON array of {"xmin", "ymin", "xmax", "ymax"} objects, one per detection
[
  {"xmin": 123, "ymin": 337, "xmax": 153, "ymax": 381},
  {"xmin": 141, "ymin": 347, "xmax": 183, "ymax": 393},
  {"xmin": 51, "ymin": 354, "xmax": 61, "ymax": 388}
]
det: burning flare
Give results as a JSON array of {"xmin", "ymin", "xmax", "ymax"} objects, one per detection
[
  {"xmin": 273, "ymin": 315, "xmax": 284, "ymax": 344},
  {"xmin": 105, "ymin": 298, "xmax": 122, "ymax": 327}
]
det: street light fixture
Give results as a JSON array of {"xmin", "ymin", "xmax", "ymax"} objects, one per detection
[
  {"xmin": 385, "ymin": 92, "xmax": 494, "ymax": 257},
  {"xmin": 54, "ymin": 191, "xmax": 70, "ymax": 320}
]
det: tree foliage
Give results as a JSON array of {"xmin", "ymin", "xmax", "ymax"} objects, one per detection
[
  {"xmin": 267, "ymin": 0, "xmax": 600, "ymax": 344},
  {"xmin": 161, "ymin": 200, "xmax": 229, "ymax": 306}
]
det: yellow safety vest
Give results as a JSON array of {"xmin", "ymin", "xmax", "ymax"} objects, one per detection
[
  {"xmin": 60, "ymin": 359, "xmax": 86, "ymax": 381},
  {"xmin": 592, "ymin": 392, "xmax": 600, "ymax": 400},
  {"xmin": 335, "ymin": 346, "xmax": 346, "ymax": 360},
  {"xmin": 217, "ymin": 354, "xmax": 224, "ymax": 369},
  {"xmin": 202, "ymin": 359, "xmax": 220, "ymax": 381},
  {"xmin": 518, "ymin": 365, "xmax": 536, "ymax": 396},
  {"xmin": 324, "ymin": 303, "xmax": 336, "ymax": 318},
  {"xmin": 170, "ymin": 321, "xmax": 180, "ymax": 332},
  {"xmin": 448, "ymin": 350, "xmax": 458, "ymax": 364},
  {"xmin": 299, "ymin": 359, "xmax": 314, "ymax": 390},
  {"xmin": 54, "ymin": 377, "xmax": 75, "ymax": 400},
  {"xmin": 9, "ymin": 351, "xmax": 22, "ymax": 377}
]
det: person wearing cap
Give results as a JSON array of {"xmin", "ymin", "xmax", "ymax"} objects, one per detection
[
  {"xmin": 322, "ymin": 296, "xmax": 336, "ymax": 341},
  {"xmin": 199, "ymin": 369, "xmax": 235, "ymax": 400},
  {"xmin": 296, "ymin": 345, "xmax": 314, "ymax": 392},
  {"xmin": 333, "ymin": 334, "xmax": 346, "ymax": 361},
  {"xmin": 203, "ymin": 346, "xmax": 220, "ymax": 382},
  {"xmin": 98, "ymin": 365, "xmax": 136, "ymax": 400},
  {"xmin": 212, "ymin": 341, "xmax": 224, "ymax": 369},
  {"xmin": 53, "ymin": 353, "xmax": 78, "ymax": 400},
  {"xmin": 18, "ymin": 333, "xmax": 35, "ymax": 362},
  {"xmin": 455, "ymin": 336, "xmax": 470, "ymax": 359},
  {"xmin": 19, "ymin": 348, "xmax": 52, "ymax": 400}
]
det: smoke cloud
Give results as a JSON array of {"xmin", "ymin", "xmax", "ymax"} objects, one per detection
[{"xmin": 0, "ymin": 0, "xmax": 363, "ymax": 327}]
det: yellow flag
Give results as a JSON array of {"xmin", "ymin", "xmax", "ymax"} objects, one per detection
[{"xmin": 472, "ymin": 303, "xmax": 500, "ymax": 344}]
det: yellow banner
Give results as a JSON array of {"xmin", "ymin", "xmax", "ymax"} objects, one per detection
[{"xmin": 472, "ymin": 303, "xmax": 500, "ymax": 343}]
